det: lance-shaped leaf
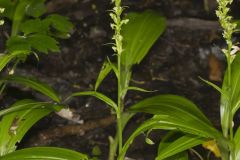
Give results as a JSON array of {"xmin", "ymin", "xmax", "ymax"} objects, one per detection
[
  {"xmin": 95, "ymin": 61, "xmax": 112, "ymax": 91},
  {"xmin": 157, "ymin": 132, "xmax": 206, "ymax": 160},
  {"xmin": 199, "ymin": 77, "xmax": 228, "ymax": 99},
  {"xmin": 0, "ymin": 100, "xmax": 61, "ymax": 117},
  {"xmin": 118, "ymin": 114, "xmax": 219, "ymax": 160},
  {"xmin": 226, "ymin": 54, "xmax": 240, "ymax": 114},
  {"xmin": 0, "ymin": 100, "xmax": 63, "ymax": 155},
  {"xmin": 234, "ymin": 125, "xmax": 240, "ymax": 159},
  {"xmin": 118, "ymin": 116, "xmax": 200, "ymax": 160},
  {"xmin": 129, "ymin": 95, "xmax": 222, "ymax": 139},
  {"xmin": 1, "ymin": 75, "xmax": 60, "ymax": 103},
  {"xmin": 118, "ymin": 117, "xmax": 173, "ymax": 160},
  {"xmin": 0, "ymin": 54, "xmax": 16, "ymax": 72},
  {"xmin": 1, "ymin": 147, "xmax": 88, "ymax": 160},
  {"xmin": 70, "ymin": 91, "xmax": 118, "ymax": 112},
  {"xmin": 220, "ymin": 54, "xmax": 240, "ymax": 137},
  {"xmin": 162, "ymin": 151, "xmax": 188, "ymax": 160},
  {"xmin": 130, "ymin": 95, "xmax": 211, "ymax": 124},
  {"xmin": 124, "ymin": 86, "xmax": 156, "ymax": 93},
  {"xmin": 121, "ymin": 10, "xmax": 166, "ymax": 67}
]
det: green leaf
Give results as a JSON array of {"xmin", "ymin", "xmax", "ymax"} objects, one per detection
[
  {"xmin": 0, "ymin": 110, "xmax": 17, "ymax": 155},
  {"xmin": 234, "ymin": 125, "xmax": 240, "ymax": 159},
  {"xmin": 27, "ymin": 34, "xmax": 59, "ymax": 53},
  {"xmin": 0, "ymin": 100, "xmax": 62, "ymax": 117},
  {"xmin": 157, "ymin": 132, "xmax": 206, "ymax": 160},
  {"xmin": 95, "ymin": 61, "xmax": 112, "ymax": 91},
  {"xmin": 118, "ymin": 114, "xmax": 216, "ymax": 160},
  {"xmin": 118, "ymin": 116, "xmax": 189, "ymax": 160},
  {"xmin": 1, "ymin": 75, "xmax": 61, "ymax": 103},
  {"xmin": 45, "ymin": 14, "xmax": 74, "ymax": 33},
  {"xmin": 124, "ymin": 86, "xmax": 156, "ymax": 93},
  {"xmin": 25, "ymin": 0, "xmax": 47, "ymax": 18},
  {"xmin": 227, "ymin": 54, "xmax": 240, "ymax": 114},
  {"xmin": 0, "ymin": 54, "xmax": 15, "ymax": 72},
  {"xmin": 0, "ymin": 100, "xmax": 63, "ymax": 155},
  {"xmin": 92, "ymin": 145, "xmax": 101, "ymax": 156},
  {"xmin": 199, "ymin": 77, "xmax": 228, "ymax": 100},
  {"xmin": 118, "ymin": 118, "xmax": 165, "ymax": 160},
  {"xmin": 70, "ymin": 91, "xmax": 118, "ymax": 112},
  {"xmin": 158, "ymin": 132, "xmax": 189, "ymax": 160},
  {"xmin": 162, "ymin": 151, "xmax": 188, "ymax": 160},
  {"xmin": 121, "ymin": 10, "xmax": 166, "ymax": 67},
  {"xmin": 20, "ymin": 19, "xmax": 48, "ymax": 35},
  {"xmin": 1, "ymin": 147, "xmax": 88, "ymax": 160},
  {"xmin": 145, "ymin": 137, "xmax": 155, "ymax": 145},
  {"xmin": 130, "ymin": 94, "xmax": 211, "ymax": 125},
  {"xmin": 7, "ymin": 36, "xmax": 31, "ymax": 53},
  {"xmin": 129, "ymin": 95, "xmax": 221, "ymax": 139},
  {"xmin": 107, "ymin": 57, "xmax": 119, "ymax": 79},
  {"xmin": 220, "ymin": 54, "xmax": 240, "ymax": 137}
]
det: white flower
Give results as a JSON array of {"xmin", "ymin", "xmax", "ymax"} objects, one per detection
[{"xmin": 230, "ymin": 45, "xmax": 240, "ymax": 56}]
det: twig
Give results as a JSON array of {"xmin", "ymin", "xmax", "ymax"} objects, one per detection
[
  {"xmin": 27, "ymin": 115, "xmax": 115, "ymax": 146},
  {"xmin": 167, "ymin": 18, "xmax": 220, "ymax": 30}
]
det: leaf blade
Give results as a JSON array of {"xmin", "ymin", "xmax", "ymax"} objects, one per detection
[
  {"xmin": 95, "ymin": 61, "xmax": 112, "ymax": 91},
  {"xmin": 27, "ymin": 34, "xmax": 60, "ymax": 53},
  {"xmin": 1, "ymin": 75, "xmax": 61, "ymax": 103},
  {"xmin": 70, "ymin": 91, "xmax": 118, "ymax": 112},
  {"xmin": 234, "ymin": 125, "xmax": 240, "ymax": 159},
  {"xmin": 121, "ymin": 10, "xmax": 166, "ymax": 67},
  {"xmin": 129, "ymin": 94, "xmax": 211, "ymax": 124},
  {"xmin": 0, "ymin": 54, "xmax": 16, "ymax": 72},
  {"xmin": 157, "ymin": 132, "xmax": 206, "ymax": 160},
  {"xmin": 0, "ymin": 100, "xmax": 63, "ymax": 155},
  {"xmin": 1, "ymin": 147, "xmax": 88, "ymax": 160}
]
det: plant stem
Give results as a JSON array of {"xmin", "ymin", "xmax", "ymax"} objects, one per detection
[
  {"xmin": 117, "ymin": 35, "xmax": 123, "ymax": 155},
  {"xmin": 117, "ymin": 112, "xmax": 122, "ymax": 154},
  {"xmin": 190, "ymin": 149, "xmax": 204, "ymax": 160},
  {"xmin": 110, "ymin": 0, "xmax": 129, "ymax": 157}
]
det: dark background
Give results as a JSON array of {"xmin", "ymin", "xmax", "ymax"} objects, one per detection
[{"xmin": 2, "ymin": 0, "xmax": 240, "ymax": 159}]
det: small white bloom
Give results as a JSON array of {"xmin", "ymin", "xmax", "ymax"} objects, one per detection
[
  {"xmin": 0, "ymin": 20, "xmax": 4, "ymax": 25},
  {"xmin": 0, "ymin": 8, "xmax": 4, "ymax": 13},
  {"xmin": 230, "ymin": 45, "xmax": 240, "ymax": 56}
]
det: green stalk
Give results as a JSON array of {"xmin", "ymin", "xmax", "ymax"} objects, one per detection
[
  {"xmin": 226, "ymin": 50, "xmax": 232, "ymax": 141},
  {"xmin": 109, "ymin": 0, "xmax": 130, "ymax": 158},
  {"xmin": 110, "ymin": 0, "xmax": 128, "ymax": 157},
  {"xmin": 216, "ymin": 0, "xmax": 237, "ymax": 159},
  {"xmin": 117, "ymin": 12, "xmax": 123, "ymax": 158},
  {"xmin": 117, "ymin": 54, "xmax": 123, "ymax": 153},
  {"xmin": 117, "ymin": 111, "xmax": 122, "ymax": 154}
]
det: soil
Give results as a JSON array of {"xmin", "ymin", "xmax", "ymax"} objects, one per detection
[{"xmin": 2, "ymin": 0, "xmax": 240, "ymax": 159}]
